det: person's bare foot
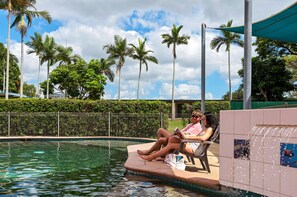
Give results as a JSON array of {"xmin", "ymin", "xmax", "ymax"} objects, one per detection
[
  {"xmin": 139, "ymin": 155, "xmax": 152, "ymax": 161},
  {"xmin": 137, "ymin": 150, "xmax": 149, "ymax": 155}
]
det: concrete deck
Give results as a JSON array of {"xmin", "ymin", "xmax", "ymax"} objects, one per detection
[{"xmin": 124, "ymin": 142, "xmax": 221, "ymax": 191}]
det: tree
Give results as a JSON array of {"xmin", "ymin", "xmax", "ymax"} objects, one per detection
[
  {"xmin": 40, "ymin": 35, "xmax": 58, "ymax": 99},
  {"xmin": 40, "ymin": 80, "xmax": 54, "ymax": 97},
  {"xmin": 238, "ymin": 56, "xmax": 294, "ymax": 101},
  {"xmin": 162, "ymin": 24, "xmax": 190, "ymax": 119},
  {"xmin": 254, "ymin": 38, "xmax": 297, "ymax": 99},
  {"xmin": 55, "ymin": 45, "xmax": 81, "ymax": 66},
  {"xmin": 50, "ymin": 59, "xmax": 107, "ymax": 99},
  {"xmin": 23, "ymin": 82, "xmax": 36, "ymax": 97},
  {"xmin": 0, "ymin": 42, "xmax": 20, "ymax": 93},
  {"xmin": 103, "ymin": 35, "xmax": 133, "ymax": 100},
  {"xmin": 210, "ymin": 20, "xmax": 244, "ymax": 102},
  {"xmin": 0, "ymin": 0, "xmax": 35, "ymax": 99},
  {"xmin": 97, "ymin": 58, "xmax": 115, "ymax": 82},
  {"xmin": 222, "ymin": 86, "xmax": 243, "ymax": 100},
  {"xmin": 130, "ymin": 38, "xmax": 158, "ymax": 100},
  {"xmin": 26, "ymin": 32, "xmax": 44, "ymax": 97},
  {"xmin": 11, "ymin": 3, "xmax": 52, "ymax": 97}
]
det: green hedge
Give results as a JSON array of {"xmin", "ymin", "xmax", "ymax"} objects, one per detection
[
  {"xmin": 0, "ymin": 99, "xmax": 170, "ymax": 137},
  {"xmin": 181, "ymin": 101, "xmax": 230, "ymax": 121},
  {"xmin": 0, "ymin": 99, "xmax": 170, "ymax": 113}
]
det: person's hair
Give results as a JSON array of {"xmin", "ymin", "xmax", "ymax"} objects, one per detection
[
  {"xmin": 192, "ymin": 109, "xmax": 203, "ymax": 117},
  {"xmin": 204, "ymin": 112, "xmax": 219, "ymax": 129}
]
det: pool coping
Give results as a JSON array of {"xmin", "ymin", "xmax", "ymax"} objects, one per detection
[{"xmin": 0, "ymin": 136, "xmax": 156, "ymax": 142}]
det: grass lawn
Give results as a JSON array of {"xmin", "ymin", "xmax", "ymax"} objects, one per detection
[{"xmin": 167, "ymin": 119, "xmax": 185, "ymax": 132}]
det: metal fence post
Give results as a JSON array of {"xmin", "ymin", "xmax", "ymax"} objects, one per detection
[
  {"xmin": 160, "ymin": 112, "xmax": 163, "ymax": 128},
  {"xmin": 8, "ymin": 111, "xmax": 10, "ymax": 136},
  {"xmin": 58, "ymin": 111, "xmax": 60, "ymax": 137},
  {"xmin": 108, "ymin": 112, "xmax": 111, "ymax": 137}
]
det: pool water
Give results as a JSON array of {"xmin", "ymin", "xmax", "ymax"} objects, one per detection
[{"xmin": 0, "ymin": 140, "xmax": 208, "ymax": 196}]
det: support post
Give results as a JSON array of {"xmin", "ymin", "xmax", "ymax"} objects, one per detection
[
  {"xmin": 108, "ymin": 112, "xmax": 111, "ymax": 137},
  {"xmin": 243, "ymin": 0, "xmax": 252, "ymax": 109},
  {"xmin": 57, "ymin": 111, "xmax": 60, "ymax": 137},
  {"xmin": 8, "ymin": 111, "xmax": 10, "ymax": 136},
  {"xmin": 201, "ymin": 23, "xmax": 206, "ymax": 113}
]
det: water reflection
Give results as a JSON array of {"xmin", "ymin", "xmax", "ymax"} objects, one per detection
[{"xmin": 0, "ymin": 140, "xmax": 208, "ymax": 196}]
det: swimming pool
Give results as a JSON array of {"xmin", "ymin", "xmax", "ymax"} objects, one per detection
[{"xmin": 0, "ymin": 140, "xmax": 209, "ymax": 196}]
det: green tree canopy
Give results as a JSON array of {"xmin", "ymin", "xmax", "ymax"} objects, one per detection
[
  {"xmin": 237, "ymin": 38, "xmax": 294, "ymax": 101},
  {"xmin": 0, "ymin": 42, "xmax": 20, "ymax": 93},
  {"xmin": 23, "ymin": 82, "xmax": 36, "ymax": 97},
  {"xmin": 50, "ymin": 59, "xmax": 107, "ymax": 99}
]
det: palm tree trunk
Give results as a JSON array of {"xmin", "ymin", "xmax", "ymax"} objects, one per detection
[
  {"xmin": 37, "ymin": 57, "xmax": 41, "ymax": 97},
  {"xmin": 3, "ymin": 67, "xmax": 5, "ymax": 92},
  {"xmin": 228, "ymin": 50, "xmax": 232, "ymax": 102},
  {"xmin": 5, "ymin": 3, "xmax": 11, "ymax": 100},
  {"xmin": 137, "ymin": 62, "xmax": 142, "ymax": 100},
  {"xmin": 118, "ymin": 68, "xmax": 121, "ymax": 100},
  {"xmin": 20, "ymin": 35, "xmax": 24, "ymax": 98},
  {"xmin": 46, "ymin": 63, "xmax": 49, "ymax": 99},
  {"xmin": 171, "ymin": 56, "xmax": 176, "ymax": 120}
]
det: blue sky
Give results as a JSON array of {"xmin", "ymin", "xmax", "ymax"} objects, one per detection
[{"xmin": 0, "ymin": 0, "xmax": 295, "ymax": 99}]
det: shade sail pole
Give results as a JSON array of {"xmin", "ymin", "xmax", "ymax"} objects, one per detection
[
  {"xmin": 243, "ymin": 0, "xmax": 252, "ymax": 109},
  {"xmin": 201, "ymin": 23, "xmax": 206, "ymax": 113}
]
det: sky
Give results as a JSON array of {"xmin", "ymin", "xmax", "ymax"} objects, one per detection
[{"xmin": 0, "ymin": 0, "xmax": 296, "ymax": 100}]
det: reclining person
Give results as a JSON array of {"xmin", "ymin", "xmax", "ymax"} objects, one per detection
[
  {"xmin": 157, "ymin": 109, "xmax": 203, "ymax": 139},
  {"xmin": 138, "ymin": 113, "xmax": 218, "ymax": 161},
  {"xmin": 137, "ymin": 110, "xmax": 203, "ymax": 156}
]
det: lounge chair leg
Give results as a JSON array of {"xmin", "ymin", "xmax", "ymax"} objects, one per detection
[
  {"xmin": 190, "ymin": 156, "xmax": 195, "ymax": 165},
  {"xmin": 199, "ymin": 158, "xmax": 206, "ymax": 170}
]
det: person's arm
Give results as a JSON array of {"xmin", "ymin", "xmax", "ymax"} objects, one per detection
[{"xmin": 180, "ymin": 127, "xmax": 213, "ymax": 142}]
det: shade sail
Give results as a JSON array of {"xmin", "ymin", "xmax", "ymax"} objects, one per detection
[{"xmin": 213, "ymin": 2, "xmax": 297, "ymax": 44}]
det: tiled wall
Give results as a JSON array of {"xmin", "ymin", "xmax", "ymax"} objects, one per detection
[{"xmin": 219, "ymin": 108, "xmax": 297, "ymax": 197}]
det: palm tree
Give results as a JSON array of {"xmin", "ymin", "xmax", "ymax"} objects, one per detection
[
  {"xmin": 26, "ymin": 32, "xmax": 44, "ymax": 97},
  {"xmin": 103, "ymin": 35, "xmax": 133, "ymax": 100},
  {"xmin": 40, "ymin": 35, "xmax": 58, "ymax": 99},
  {"xmin": 162, "ymin": 24, "xmax": 190, "ymax": 119},
  {"xmin": 210, "ymin": 20, "xmax": 244, "ymax": 102},
  {"xmin": 130, "ymin": 38, "xmax": 158, "ymax": 100},
  {"xmin": 56, "ymin": 45, "xmax": 81, "ymax": 66},
  {"xmin": 12, "ymin": 4, "xmax": 52, "ymax": 97},
  {"xmin": 0, "ymin": 0, "xmax": 35, "ymax": 99},
  {"xmin": 98, "ymin": 58, "xmax": 115, "ymax": 82}
]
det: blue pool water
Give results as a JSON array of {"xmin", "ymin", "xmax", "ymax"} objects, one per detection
[{"xmin": 0, "ymin": 140, "xmax": 210, "ymax": 196}]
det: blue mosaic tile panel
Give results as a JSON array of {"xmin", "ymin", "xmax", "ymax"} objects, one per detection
[
  {"xmin": 234, "ymin": 139, "xmax": 250, "ymax": 160},
  {"xmin": 280, "ymin": 143, "xmax": 297, "ymax": 168}
]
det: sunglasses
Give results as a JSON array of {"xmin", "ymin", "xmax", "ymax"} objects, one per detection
[{"xmin": 192, "ymin": 115, "xmax": 200, "ymax": 119}]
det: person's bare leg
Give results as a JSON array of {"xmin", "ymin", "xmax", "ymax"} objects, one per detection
[
  {"xmin": 137, "ymin": 137, "xmax": 167, "ymax": 155},
  {"xmin": 139, "ymin": 142, "xmax": 180, "ymax": 161},
  {"xmin": 157, "ymin": 128, "xmax": 172, "ymax": 139},
  {"xmin": 168, "ymin": 135, "xmax": 181, "ymax": 144}
]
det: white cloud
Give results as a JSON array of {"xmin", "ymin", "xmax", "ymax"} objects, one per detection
[{"xmin": 6, "ymin": 0, "xmax": 295, "ymax": 99}]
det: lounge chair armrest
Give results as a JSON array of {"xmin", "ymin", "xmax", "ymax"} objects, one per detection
[{"xmin": 201, "ymin": 141, "xmax": 214, "ymax": 145}]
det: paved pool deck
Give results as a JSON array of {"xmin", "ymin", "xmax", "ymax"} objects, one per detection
[{"xmin": 124, "ymin": 142, "xmax": 221, "ymax": 191}]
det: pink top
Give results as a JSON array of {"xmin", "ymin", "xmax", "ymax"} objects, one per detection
[{"xmin": 181, "ymin": 123, "xmax": 202, "ymax": 136}]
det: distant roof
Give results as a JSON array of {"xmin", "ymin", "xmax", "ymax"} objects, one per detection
[
  {"xmin": 0, "ymin": 91, "xmax": 30, "ymax": 98},
  {"xmin": 213, "ymin": 2, "xmax": 297, "ymax": 44}
]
